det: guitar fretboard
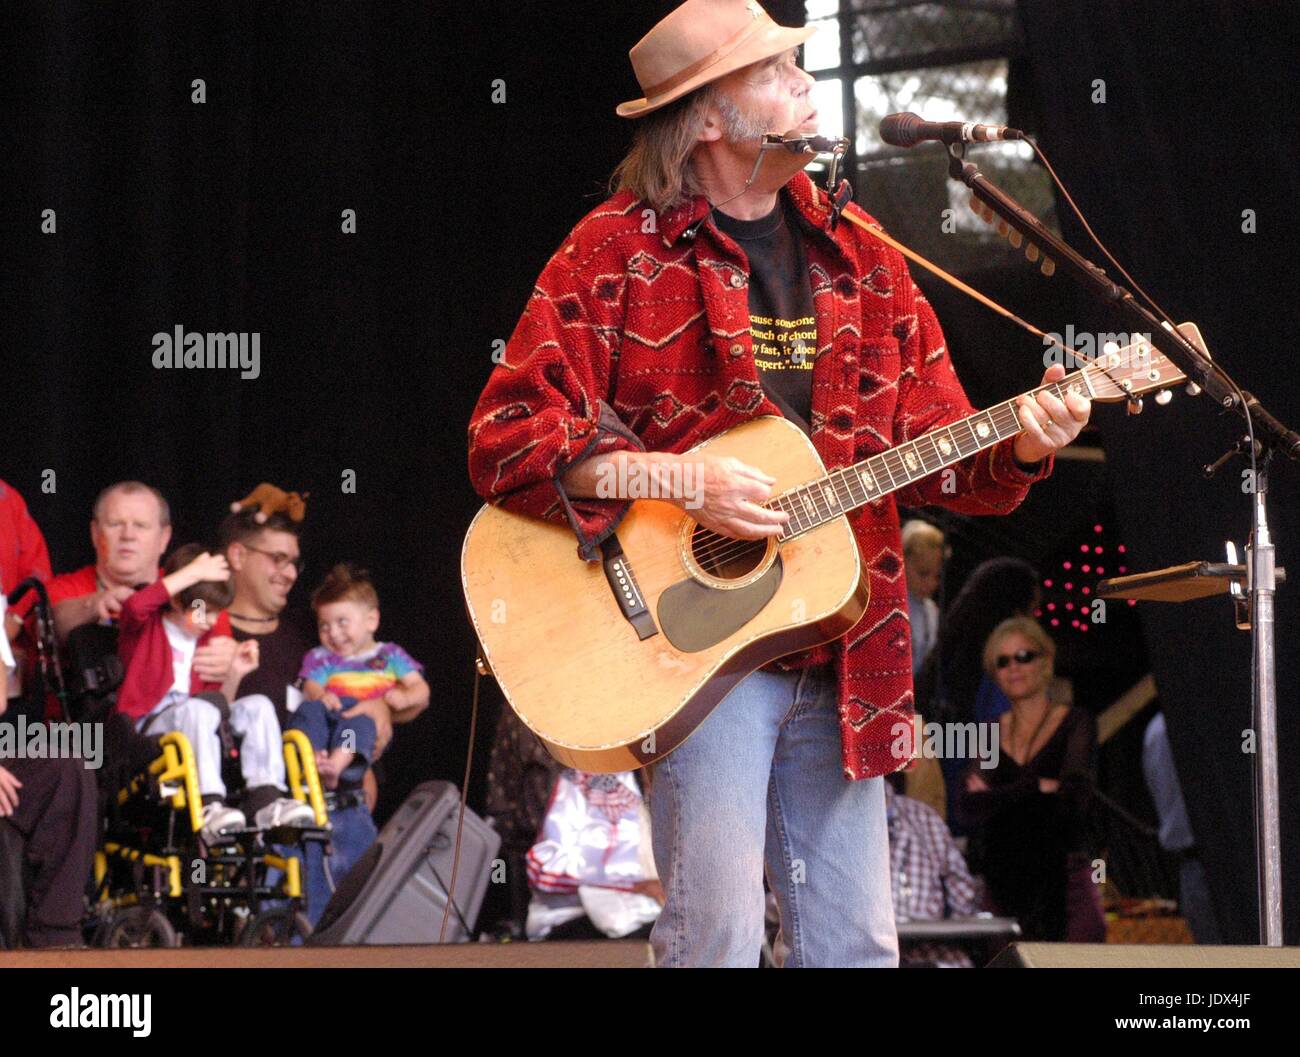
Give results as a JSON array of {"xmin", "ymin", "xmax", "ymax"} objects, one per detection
[{"xmin": 772, "ymin": 371, "xmax": 1089, "ymax": 540}]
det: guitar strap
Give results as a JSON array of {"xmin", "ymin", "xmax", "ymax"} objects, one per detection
[{"xmin": 829, "ymin": 181, "xmax": 1075, "ymax": 361}]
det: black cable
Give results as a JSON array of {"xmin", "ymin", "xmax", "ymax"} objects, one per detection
[{"xmin": 439, "ymin": 657, "xmax": 481, "ymax": 943}]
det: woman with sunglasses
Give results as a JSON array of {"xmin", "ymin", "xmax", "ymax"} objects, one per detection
[{"xmin": 956, "ymin": 616, "xmax": 1105, "ymax": 942}]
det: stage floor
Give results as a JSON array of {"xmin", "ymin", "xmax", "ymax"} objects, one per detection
[{"xmin": 0, "ymin": 939, "xmax": 655, "ymax": 969}]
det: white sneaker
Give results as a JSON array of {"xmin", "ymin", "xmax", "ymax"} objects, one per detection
[
  {"xmin": 254, "ymin": 797, "xmax": 316, "ymax": 829},
  {"xmin": 200, "ymin": 801, "xmax": 247, "ymax": 844}
]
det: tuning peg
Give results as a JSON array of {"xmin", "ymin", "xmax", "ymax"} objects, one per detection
[
  {"xmin": 1025, "ymin": 243, "xmax": 1040, "ymax": 262},
  {"xmin": 1185, "ymin": 381, "xmax": 1202, "ymax": 397},
  {"xmin": 1040, "ymin": 257, "xmax": 1056, "ymax": 277},
  {"xmin": 1126, "ymin": 397, "xmax": 1144, "ymax": 415},
  {"xmin": 1154, "ymin": 389, "xmax": 1173, "ymax": 406},
  {"xmin": 1008, "ymin": 229, "xmax": 1023, "ymax": 248}
]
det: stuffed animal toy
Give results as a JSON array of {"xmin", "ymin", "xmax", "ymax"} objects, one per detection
[{"xmin": 230, "ymin": 483, "xmax": 309, "ymax": 523}]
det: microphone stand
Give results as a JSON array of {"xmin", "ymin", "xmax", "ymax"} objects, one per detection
[{"xmin": 941, "ymin": 140, "xmax": 1297, "ymax": 946}]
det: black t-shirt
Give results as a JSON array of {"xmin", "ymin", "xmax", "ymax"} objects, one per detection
[
  {"xmin": 232, "ymin": 613, "xmax": 315, "ymax": 728},
  {"xmin": 714, "ymin": 196, "xmax": 818, "ymax": 436}
]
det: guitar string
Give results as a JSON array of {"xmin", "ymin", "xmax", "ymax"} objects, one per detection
[
  {"xmin": 680, "ymin": 387, "xmax": 1050, "ymax": 572},
  {"xmin": 677, "ymin": 355, "xmax": 1143, "ymax": 572},
  {"xmin": 613, "ymin": 353, "xmax": 1144, "ymax": 583},
  {"xmin": 684, "ymin": 376, "xmax": 1071, "ymax": 569}
]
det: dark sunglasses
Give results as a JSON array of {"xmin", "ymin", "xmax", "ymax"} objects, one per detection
[{"xmin": 996, "ymin": 649, "xmax": 1040, "ymax": 669}]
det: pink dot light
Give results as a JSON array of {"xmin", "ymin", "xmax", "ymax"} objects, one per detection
[
  {"xmin": 1063, "ymin": 561, "xmax": 1072, "ymax": 570},
  {"xmin": 1044, "ymin": 579, "xmax": 1054, "ymax": 588},
  {"xmin": 1080, "ymin": 544, "xmax": 1089, "ymax": 553},
  {"xmin": 1051, "ymin": 618, "xmax": 1060, "ymax": 627},
  {"xmin": 1094, "ymin": 546, "xmax": 1103, "ymax": 554},
  {"xmin": 1082, "ymin": 564, "xmax": 1091, "ymax": 573},
  {"xmin": 1118, "ymin": 545, "xmax": 1127, "ymax": 554},
  {"xmin": 1094, "ymin": 524, "xmax": 1103, "ymax": 533}
]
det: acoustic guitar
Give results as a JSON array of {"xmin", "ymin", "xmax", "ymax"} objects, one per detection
[{"xmin": 463, "ymin": 325, "xmax": 1201, "ymax": 772}]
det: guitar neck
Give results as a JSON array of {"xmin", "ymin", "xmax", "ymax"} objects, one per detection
[{"xmin": 773, "ymin": 370, "xmax": 1089, "ymax": 539}]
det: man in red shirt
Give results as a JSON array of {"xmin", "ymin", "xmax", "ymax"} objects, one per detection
[
  {"xmin": 1, "ymin": 479, "xmax": 52, "ymax": 624},
  {"xmin": 467, "ymin": 1, "xmax": 1090, "ymax": 966},
  {"xmin": 48, "ymin": 482, "xmax": 236, "ymax": 682},
  {"xmin": 2, "ymin": 479, "xmax": 53, "ymax": 706}
]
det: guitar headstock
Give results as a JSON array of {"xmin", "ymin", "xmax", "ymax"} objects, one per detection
[{"xmin": 1078, "ymin": 321, "xmax": 1206, "ymax": 404}]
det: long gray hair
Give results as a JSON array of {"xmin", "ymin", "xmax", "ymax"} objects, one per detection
[{"xmin": 613, "ymin": 83, "xmax": 765, "ymax": 214}]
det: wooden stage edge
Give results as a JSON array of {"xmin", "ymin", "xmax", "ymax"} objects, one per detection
[{"xmin": 0, "ymin": 939, "xmax": 655, "ymax": 969}]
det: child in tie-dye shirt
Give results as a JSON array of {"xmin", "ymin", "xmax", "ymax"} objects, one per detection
[{"xmin": 291, "ymin": 564, "xmax": 429, "ymax": 789}]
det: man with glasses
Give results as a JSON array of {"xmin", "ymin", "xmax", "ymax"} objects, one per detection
[{"xmin": 218, "ymin": 505, "xmax": 427, "ymax": 923}]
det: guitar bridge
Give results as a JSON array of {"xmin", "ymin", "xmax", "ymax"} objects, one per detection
[{"xmin": 600, "ymin": 534, "xmax": 658, "ymax": 641}]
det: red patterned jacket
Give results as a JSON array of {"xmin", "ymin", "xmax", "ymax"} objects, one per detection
[{"xmin": 467, "ymin": 170, "xmax": 1052, "ymax": 780}]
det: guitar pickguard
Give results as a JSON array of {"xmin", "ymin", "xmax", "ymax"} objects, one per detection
[{"xmin": 656, "ymin": 558, "xmax": 784, "ymax": 653}]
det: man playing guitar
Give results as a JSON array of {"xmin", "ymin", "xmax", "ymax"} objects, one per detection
[{"xmin": 467, "ymin": 0, "xmax": 1089, "ymax": 967}]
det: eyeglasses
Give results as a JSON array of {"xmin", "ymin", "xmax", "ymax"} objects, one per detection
[
  {"xmin": 995, "ymin": 649, "xmax": 1040, "ymax": 669},
  {"xmin": 243, "ymin": 544, "xmax": 304, "ymax": 573}
]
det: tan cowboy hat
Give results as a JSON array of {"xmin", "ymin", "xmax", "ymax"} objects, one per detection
[{"xmin": 616, "ymin": 0, "xmax": 817, "ymax": 119}]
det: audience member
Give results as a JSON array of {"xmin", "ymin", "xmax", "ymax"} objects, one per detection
[
  {"xmin": 902, "ymin": 519, "xmax": 946, "ymax": 675},
  {"xmin": 218, "ymin": 504, "xmax": 428, "ymax": 925},
  {"xmin": 292, "ymin": 564, "xmax": 428, "ymax": 792},
  {"xmin": 957, "ymin": 617, "xmax": 1104, "ymax": 942},
  {"xmin": 884, "ymin": 774, "xmax": 978, "ymax": 967},
  {"xmin": 47, "ymin": 482, "xmax": 237, "ymax": 685},
  {"xmin": 0, "ymin": 591, "xmax": 97, "ymax": 948},
  {"xmin": 1142, "ymin": 711, "xmax": 1220, "ymax": 943},
  {"xmin": 117, "ymin": 543, "xmax": 312, "ymax": 843},
  {"xmin": 1, "ymin": 478, "xmax": 52, "ymax": 632},
  {"xmin": 525, "ymin": 769, "xmax": 661, "ymax": 941},
  {"xmin": 914, "ymin": 557, "xmax": 1040, "ymax": 830},
  {"xmin": 2, "ymin": 480, "xmax": 55, "ymax": 719}
]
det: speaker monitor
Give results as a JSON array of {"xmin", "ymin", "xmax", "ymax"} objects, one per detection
[{"xmin": 310, "ymin": 781, "xmax": 501, "ymax": 945}]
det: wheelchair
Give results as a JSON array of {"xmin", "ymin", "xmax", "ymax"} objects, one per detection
[
  {"xmin": 2, "ymin": 578, "xmax": 332, "ymax": 948},
  {"xmin": 89, "ymin": 724, "xmax": 330, "ymax": 948}
]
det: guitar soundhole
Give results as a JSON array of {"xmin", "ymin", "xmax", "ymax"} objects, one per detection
[{"xmin": 690, "ymin": 525, "xmax": 768, "ymax": 580}]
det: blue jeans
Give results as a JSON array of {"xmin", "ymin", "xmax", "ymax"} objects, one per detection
[
  {"xmin": 302, "ymin": 802, "xmax": 378, "ymax": 929},
  {"xmin": 288, "ymin": 696, "xmax": 377, "ymax": 788},
  {"xmin": 648, "ymin": 665, "xmax": 898, "ymax": 967}
]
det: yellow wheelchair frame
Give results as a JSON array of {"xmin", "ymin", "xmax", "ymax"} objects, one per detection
[{"xmin": 91, "ymin": 729, "xmax": 330, "ymax": 947}]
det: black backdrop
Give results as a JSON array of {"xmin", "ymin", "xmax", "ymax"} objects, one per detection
[{"xmin": 2, "ymin": 1, "xmax": 1296, "ymax": 943}]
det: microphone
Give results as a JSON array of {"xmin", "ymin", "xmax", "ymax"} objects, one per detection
[{"xmin": 879, "ymin": 112, "xmax": 1024, "ymax": 147}]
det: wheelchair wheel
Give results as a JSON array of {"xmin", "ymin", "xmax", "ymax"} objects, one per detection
[
  {"xmin": 101, "ymin": 907, "xmax": 180, "ymax": 948},
  {"xmin": 239, "ymin": 906, "xmax": 313, "ymax": 947}
]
